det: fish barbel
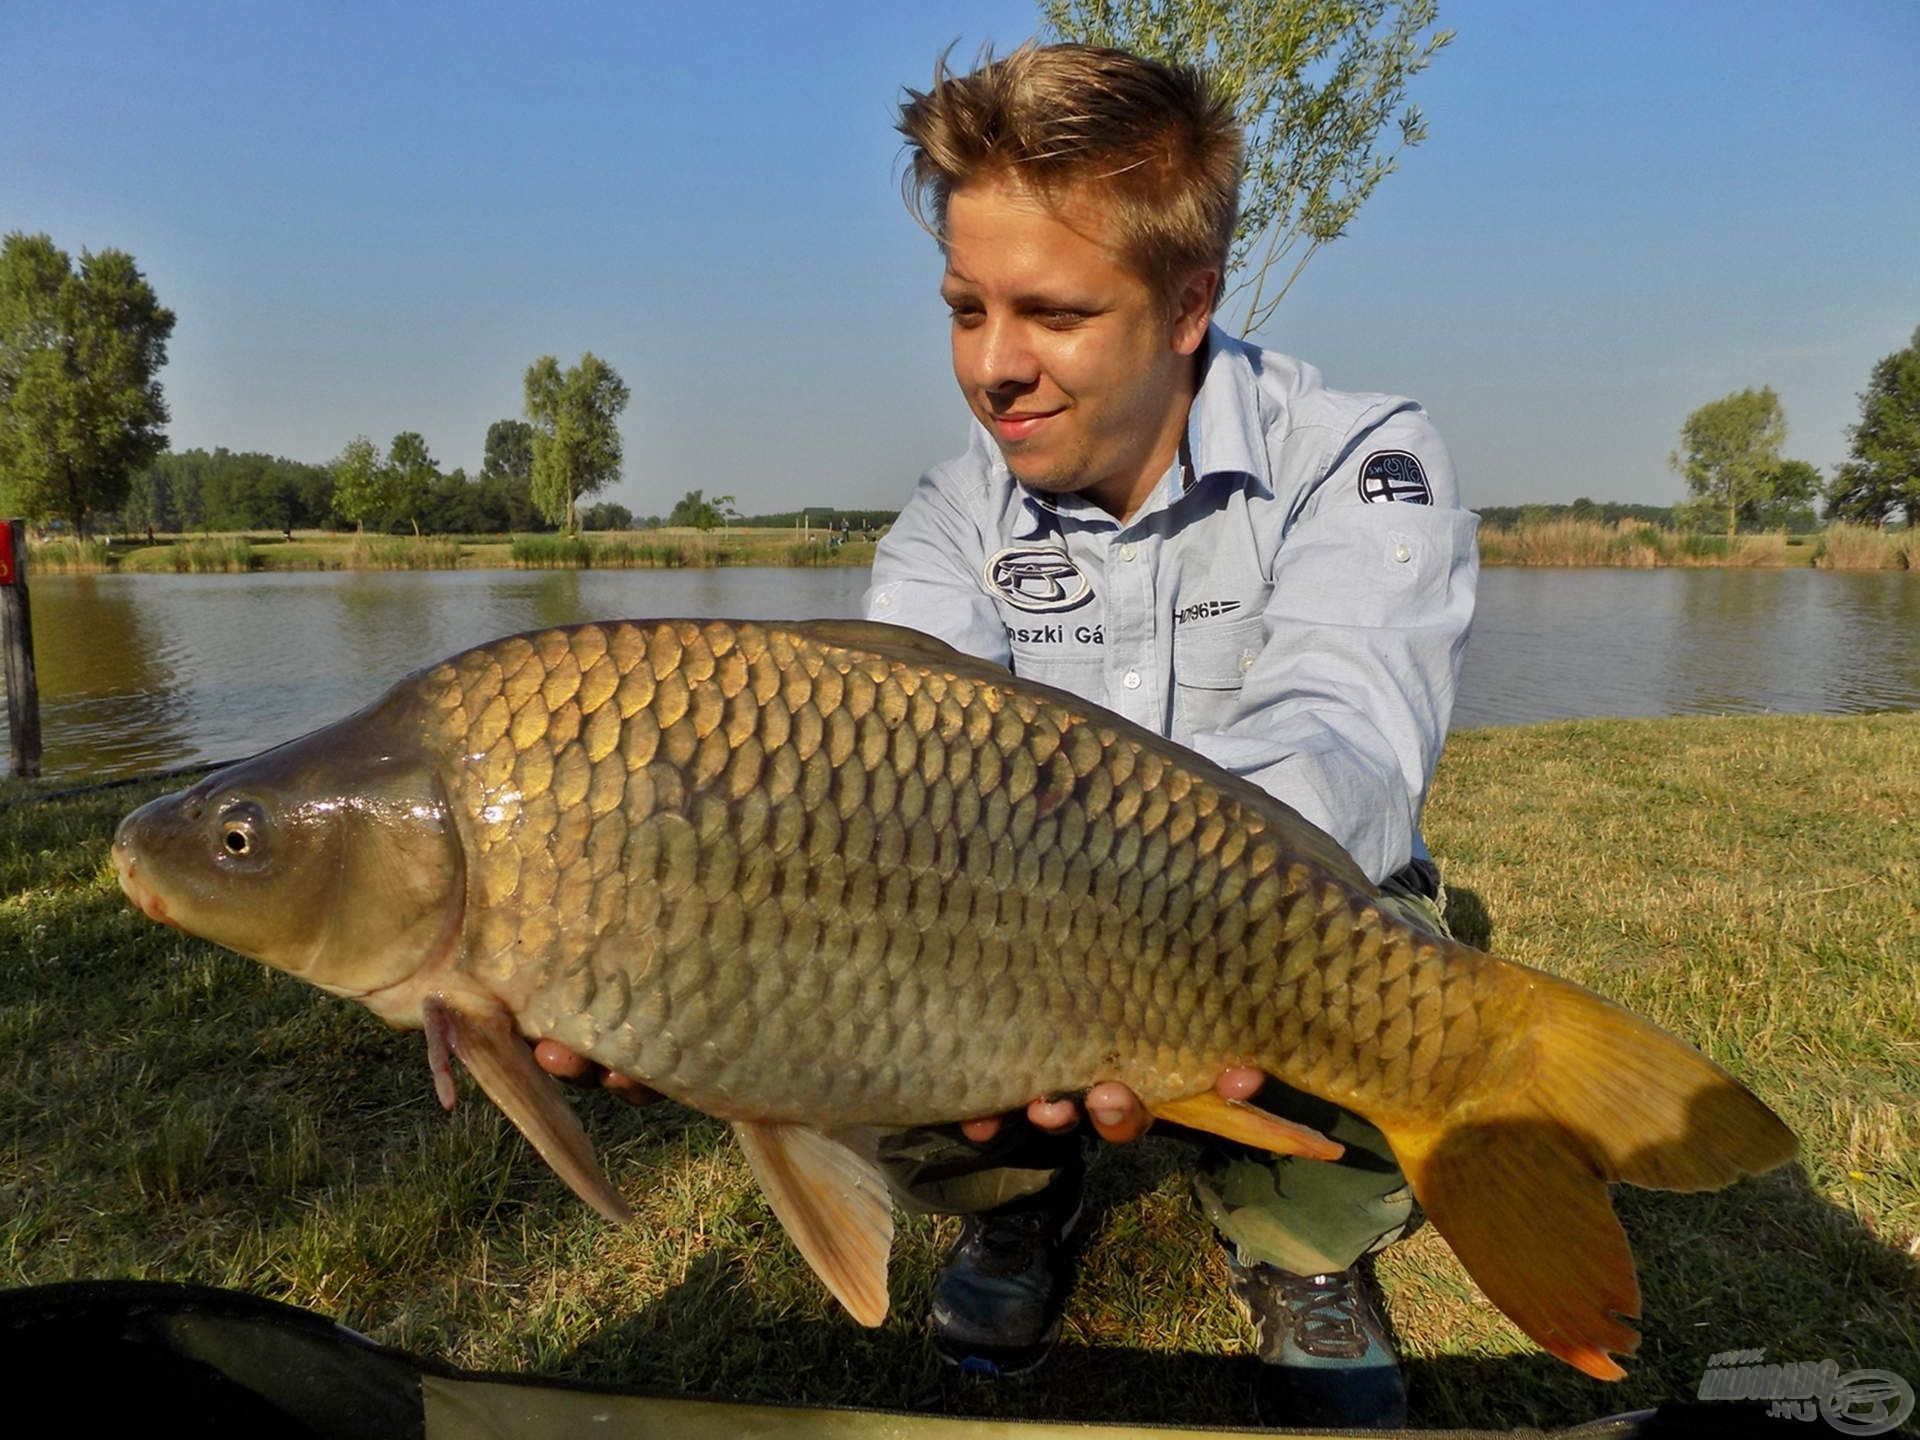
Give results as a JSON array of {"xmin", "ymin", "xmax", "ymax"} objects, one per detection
[{"xmin": 113, "ymin": 618, "xmax": 1795, "ymax": 1378}]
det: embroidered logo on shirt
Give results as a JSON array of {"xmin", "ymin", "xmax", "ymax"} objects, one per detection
[
  {"xmin": 1358, "ymin": 450, "xmax": 1432, "ymax": 505},
  {"xmin": 984, "ymin": 545, "xmax": 1093, "ymax": 613},
  {"xmin": 1173, "ymin": 598, "xmax": 1243, "ymax": 626}
]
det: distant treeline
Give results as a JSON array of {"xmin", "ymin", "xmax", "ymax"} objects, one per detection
[
  {"xmin": 104, "ymin": 447, "xmax": 550, "ymax": 535},
  {"xmin": 88, "ymin": 446, "xmax": 902, "ymax": 537}
]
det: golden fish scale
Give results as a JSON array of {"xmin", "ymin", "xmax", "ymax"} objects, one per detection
[{"xmin": 412, "ymin": 620, "xmax": 1514, "ymax": 1129}]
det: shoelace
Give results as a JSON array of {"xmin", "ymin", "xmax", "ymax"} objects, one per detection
[{"xmin": 1277, "ymin": 1272, "xmax": 1373, "ymax": 1360}]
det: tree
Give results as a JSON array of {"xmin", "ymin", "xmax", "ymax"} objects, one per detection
[
  {"xmin": 1670, "ymin": 387, "xmax": 1788, "ymax": 537},
  {"xmin": 1749, "ymin": 459, "xmax": 1819, "ymax": 533},
  {"xmin": 331, "ymin": 435, "xmax": 396, "ymax": 532},
  {"xmin": 667, "ymin": 488, "xmax": 738, "ymax": 530},
  {"xmin": 523, "ymin": 353, "xmax": 630, "ymax": 533},
  {"xmin": 579, "ymin": 500, "xmax": 634, "ymax": 531},
  {"xmin": 386, "ymin": 430, "xmax": 439, "ymax": 536},
  {"xmin": 1041, "ymin": 0, "xmax": 1452, "ymax": 336},
  {"xmin": 0, "ymin": 232, "xmax": 176, "ymax": 535},
  {"xmin": 1825, "ymin": 326, "xmax": 1920, "ymax": 527}
]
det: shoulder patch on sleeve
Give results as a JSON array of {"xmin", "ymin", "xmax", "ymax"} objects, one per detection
[{"xmin": 1357, "ymin": 450, "xmax": 1432, "ymax": 505}]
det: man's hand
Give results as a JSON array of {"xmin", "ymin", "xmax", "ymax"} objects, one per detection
[
  {"xmin": 532, "ymin": 1039, "xmax": 662, "ymax": 1106},
  {"xmin": 959, "ymin": 1066, "xmax": 1266, "ymax": 1144},
  {"xmin": 531, "ymin": 1038, "xmax": 1266, "ymax": 1141}
]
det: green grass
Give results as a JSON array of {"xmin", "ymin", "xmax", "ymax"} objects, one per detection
[{"xmin": 2, "ymin": 715, "xmax": 1915, "ymax": 1429}]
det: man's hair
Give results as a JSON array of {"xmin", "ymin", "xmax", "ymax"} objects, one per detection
[{"xmin": 897, "ymin": 43, "xmax": 1243, "ymax": 308}]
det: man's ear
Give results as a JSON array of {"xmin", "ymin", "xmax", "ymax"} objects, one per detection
[{"xmin": 1170, "ymin": 268, "xmax": 1218, "ymax": 355}]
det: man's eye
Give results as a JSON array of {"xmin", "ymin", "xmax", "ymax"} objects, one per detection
[
  {"xmin": 946, "ymin": 305, "xmax": 982, "ymax": 326},
  {"xmin": 1039, "ymin": 310, "xmax": 1087, "ymax": 329}
]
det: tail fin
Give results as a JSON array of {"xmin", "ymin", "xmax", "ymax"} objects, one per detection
[{"xmin": 1379, "ymin": 962, "xmax": 1797, "ymax": 1381}]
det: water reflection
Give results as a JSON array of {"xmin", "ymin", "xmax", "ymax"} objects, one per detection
[
  {"xmin": 13, "ymin": 567, "xmax": 1918, "ymax": 780},
  {"xmin": 1451, "ymin": 569, "xmax": 1920, "ymax": 729}
]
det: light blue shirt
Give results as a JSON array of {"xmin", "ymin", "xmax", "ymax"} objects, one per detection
[{"xmin": 863, "ymin": 326, "xmax": 1479, "ymax": 884}]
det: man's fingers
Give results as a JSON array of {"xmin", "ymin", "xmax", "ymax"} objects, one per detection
[
  {"xmin": 1215, "ymin": 1066, "xmax": 1266, "ymax": 1102},
  {"xmin": 1085, "ymin": 1081, "xmax": 1150, "ymax": 1142},
  {"xmin": 960, "ymin": 1115, "xmax": 1003, "ymax": 1143},
  {"xmin": 602, "ymin": 1071, "xmax": 662, "ymax": 1107},
  {"xmin": 1027, "ymin": 1096, "xmax": 1080, "ymax": 1133},
  {"xmin": 533, "ymin": 1038, "xmax": 592, "ymax": 1081}
]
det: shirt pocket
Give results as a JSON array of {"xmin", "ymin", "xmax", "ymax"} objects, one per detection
[{"xmin": 1172, "ymin": 613, "xmax": 1267, "ymax": 742}]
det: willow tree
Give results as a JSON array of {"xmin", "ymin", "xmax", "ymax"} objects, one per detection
[
  {"xmin": 1041, "ymin": 0, "xmax": 1452, "ymax": 336},
  {"xmin": 524, "ymin": 353, "xmax": 630, "ymax": 534}
]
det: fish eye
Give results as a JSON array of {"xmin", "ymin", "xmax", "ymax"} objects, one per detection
[{"xmin": 215, "ymin": 801, "xmax": 268, "ymax": 861}]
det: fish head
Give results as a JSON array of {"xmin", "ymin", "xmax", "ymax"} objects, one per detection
[{"xmin": 114, "ymin": 725, "xmax": 466, "ymax": 1010}]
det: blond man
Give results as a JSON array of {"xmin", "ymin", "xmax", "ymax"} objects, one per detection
[{"xmin": 861, "ymin": 44, "xmax": 1477, "ymax": 1428}]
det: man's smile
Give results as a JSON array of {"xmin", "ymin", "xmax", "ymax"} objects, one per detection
[{"xmin": 990, "ymin": 407, "xmax": 1064, "ymax": 441}]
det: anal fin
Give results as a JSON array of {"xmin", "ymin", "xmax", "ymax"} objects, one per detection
[
  {"xmin": 1148, "ymin": 1090, "xmax": 1345, "ymax": 1161},
  {"xmin": 428, "ymin": 995, "xmax": 634, "ymax": 1224},
  {"xmin": 733, "ymin": 1121, "xmax": 895, "ymax": 1326}
]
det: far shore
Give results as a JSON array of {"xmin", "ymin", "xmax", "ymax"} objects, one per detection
[
  {"xmin": 23, "ymin": 526, "xmax": 878, "ymax": 576},
  {"xmin": 19, "ymin": 517, "xmax": 1918, "ymax": 575}
]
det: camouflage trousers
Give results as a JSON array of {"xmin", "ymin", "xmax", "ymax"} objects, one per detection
[{"xmin": 876, "ymin": 866, "xmax": 1452, "ymax": 1277}]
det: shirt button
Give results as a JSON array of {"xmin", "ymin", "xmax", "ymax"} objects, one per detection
[
  {"xmin": 1118, "ymin": 542, "xmax": 1136, "ymax": 562},
  {"xmin": 874, "ymin": 592, "xmax": 892, "ymax": 608},
  {"xmin": 1122, "ymin": 669, "xmax": 1142, "ymax": 690},
  {"xmin": 1393, "ymin": 542, "xmax": 1412, "ymax": 564}
]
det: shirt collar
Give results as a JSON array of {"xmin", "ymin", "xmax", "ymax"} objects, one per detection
[{"xmin": 1000, "ymin": 322, "xmax": 1273, "ymax": 538}]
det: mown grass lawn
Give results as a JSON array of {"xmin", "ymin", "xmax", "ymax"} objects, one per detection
[{"xmin": 1, "ymin": 714, "xmax": 1914, "ymax": 1431}]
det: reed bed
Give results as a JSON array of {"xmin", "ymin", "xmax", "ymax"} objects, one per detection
[
  {"xmin": 510, "ymin": 535, "xmax": 595, "ymax": 568},
  {"xmin": 343, "ymin": 536, "xmax": 464, "ymax": 570},
  {"xmin": 166, "ymin": 537, "xmax": 258, "ymax": 573},
  {"xmin": 23, "ymin": 538, "xmax": 113, "ymax": 573},
  {"xmin": 1815, "ymin": 521, "xmax": 1918, "ymax": 571},
  {"xmin": 1478, "ymin": 518, "xmax": 1797, "ymax": 568}
]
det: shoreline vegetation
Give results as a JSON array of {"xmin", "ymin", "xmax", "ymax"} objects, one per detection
[
  {"xmin": 1, "ymin": 713, "xmax": 1913, "ymax": 1430},
  {"xmin": 22, "ymin": 526, "xmax": 878, "ymax": 575},
  {"xmin": 21, "ymin": 518, "xmax": 1919, "ymax": 576}
]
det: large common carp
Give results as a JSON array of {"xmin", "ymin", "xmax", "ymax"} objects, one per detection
[{"xmin": 113, "ymin": 618, "xmax": 1795, "ymax": 1379}]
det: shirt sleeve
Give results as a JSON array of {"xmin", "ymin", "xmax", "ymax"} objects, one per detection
[
  {"xmin": 862, "ymin": 466, "xmax": 1012, "ymax": 667},
  {"xmin": 1187, "ymin": 404, "xmax": 1479, "ymax": 883}
]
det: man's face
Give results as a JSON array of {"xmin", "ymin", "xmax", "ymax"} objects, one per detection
[{"xmin": 940, "ymin": 173, "xmax": 1212, "ymax": 520}]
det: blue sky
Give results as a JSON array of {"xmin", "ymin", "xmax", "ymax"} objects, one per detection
[{"xmin": 5, "ymin": 0, "xmax": 1916, "ymax": 514}]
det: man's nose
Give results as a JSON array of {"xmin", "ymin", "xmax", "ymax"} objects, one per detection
[{"xmin": 970, "ymin": 314, "xmax": 1040, "ymax": 390}]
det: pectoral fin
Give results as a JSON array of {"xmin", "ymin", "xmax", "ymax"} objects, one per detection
[
  {"xmin": 426, "ymin": 995, "xmax": 634, "ymax": 1224},
  {"xmin": 733, "ymin": 1121, "xmax": 895, "ymax": 1326},
  {"xmin": 1147, "ymin": 1090, "xmax": 1345, "ymax": 1161}
]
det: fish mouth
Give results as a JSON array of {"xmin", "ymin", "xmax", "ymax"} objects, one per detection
[{"xmin": 114, "ymin": 848, "xmax": 181, "ymax": 930}]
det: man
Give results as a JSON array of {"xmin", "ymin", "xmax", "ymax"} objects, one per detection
[
  {"xmin": 861, "ymin": 43, "xmax": 1478, "ymax": 1429},
  {"xmin": 539, "ymin": 40, "xmax": 1475, "ymax": 1429}
]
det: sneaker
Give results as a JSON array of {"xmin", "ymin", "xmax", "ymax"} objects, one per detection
[
  {"xmin": 1228, "ymin": 1257, "xmax": 1408, "ymax": 1429},
  {"xmin": 929, "ymin": 1181, "xmax": 1083, "ymax": 1379}
]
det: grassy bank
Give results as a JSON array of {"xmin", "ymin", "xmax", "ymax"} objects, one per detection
[
  {"xmin": 24, "ymin": 527, "xmax": 876, "ymax": 575},
  {"xmin": 1, "ymin": 714, "xmax": 1914, "ymax": 1430}
]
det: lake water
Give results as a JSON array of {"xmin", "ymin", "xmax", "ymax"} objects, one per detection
[{"xmin": 11, "ymin": 565, "xmax": 1919, "ymax": 782}]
